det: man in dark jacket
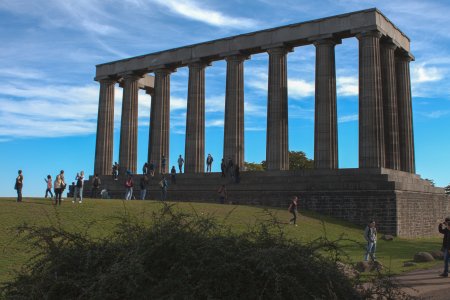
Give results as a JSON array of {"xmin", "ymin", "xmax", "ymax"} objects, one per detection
[{"xmin": 439, "ymin": 217, "xmax": 450, "ymax": 277}]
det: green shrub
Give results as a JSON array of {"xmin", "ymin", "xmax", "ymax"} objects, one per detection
[{"xmin": 1, "ymin": 204, "xmax": 409, "ymax": 299}]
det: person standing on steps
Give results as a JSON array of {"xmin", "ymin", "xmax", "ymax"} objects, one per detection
[
  {"xmin": 149, "ymin": 161, "xmax": 155, "ymax": 177},
  {"xmin": 178, "ymin": 155, "xmax": 184, "ymax": 173},
  {"xmin": 15, "ymin": 170, "xmax": 24, "ymax": 202},
  {"xmin": 206, "ymin": 154, "xmax": 213, "ymax": 173},
  {"xmin": 364, "ymin": 220, "xmax": 377, "ymax": 262},
  {"xmin": 438, "ymin": 217, "xmax": 450, "ymax": 277},
  {"xmin": 288, "ymin": 196, "xmax": 299, "ymax": 226},
  {"xmin": 221, "ymin": 159, "xmax": 226, "ymax": 177},
  {"xmin": 161, "ymin": 155, "xmax": 167, "ymax": 174},
  {"xmin": 44, "ymin": 175, "xmax": 53, "ymax": 198},
  {"xmin": 170, "ymin": 166, "xmax": 177, "ymax": 184},
  {"xmin": 142, "ymin": 162, "xmax": 149, "ymax": 175}
]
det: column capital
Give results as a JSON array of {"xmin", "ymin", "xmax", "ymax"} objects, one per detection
[
  {"xmin": 95, "ymin": 75, "xmax": 118, "ymax": 83},
  {"xmin": 313, "ymin": 38, "xmax": 341, "ymax": 47},
  {"xmin": 225, "ymin": 54, "xmax": 250, "ymax": 62},
  {"xmin": 266, "ymin": 46, "xmax": 293, "ymax": 55},
  {"xmin": 154, "ymin": 68, "xmax": 176, "ymax": 76},
  {"xmin": 380, "ymin": 39, "xmax": 398, "ymax": 50},
  {"xmin": 396, "ymin": 52, "xmax": 414, "ymax": 62},
  {"xmin": 187, "ymin": 61, "xmax": 211, "ymax": 69},
  {"xmin": 356, "ymin": 30, "xmax": 383, "ymax": 40},
  {"xmin": 120, "ymin": 72, "xmax": 143, "ymax": 81}
]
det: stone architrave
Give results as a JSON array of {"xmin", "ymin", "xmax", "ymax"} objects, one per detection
[
  {"xmin": 357, "ymin": 31, "xmax": 385, "ymax": 168},
  {"xmin": 266, "ymin": 47, "xmax": 289, "ymax": 171},
  {"xmin": 314, "ymin": 39, "xmax": 339, "ymax": 169},
  {"xmin": 396, "ymin": 53, "xmax": 415, "ymax": 173},
  {"xmin": 223, "ymin": 55, "xmax": 247, "ymax": 169},
  {"xmin": 148, "ymin": 69, "xmax": 172, "ymax": 174},
  {"xmin": 380, "ymin": 41, "xmax": 400, "ymax": 170},
  {"xmin": 94, "ymin": 78, "xmax": 116, "ymax": 175},
  {"xmin": 185, "ymin": 62, "xmax": 208, "ymax": 173},
  {"xmin": 118, "ymin": 73, "xmax": 141, "ymax": 174}
]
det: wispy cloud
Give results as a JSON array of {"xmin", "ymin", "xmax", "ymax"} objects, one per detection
[
  {"xmin": 288, "ymin": 79, "xmax": 314, "ymax": 99},
  {"xmin": 338, "ymin": 114, "xmax": 358, "ymax": 123},
  {"xmin": 412, "ymin": 64, "xmax": 444, "ymax": 83},
  {"xmin": 419, "ymin": 110, "xmax": 450, "ymax": 119},
  {"xmin": 151, "ymin": 0, "xmax": 258, "ymax": 29},
  {"xmin": 337, "ymin": 76, "xmax": 358, "ymax": 96}
]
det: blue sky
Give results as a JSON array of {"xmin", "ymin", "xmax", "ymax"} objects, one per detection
[{"xmin": 1, "ymin": 0, "xmax": 449, "ymax": 197}]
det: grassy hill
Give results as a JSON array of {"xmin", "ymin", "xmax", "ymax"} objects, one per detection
[{"xmin": 0, "ymin": 197, "xmax": 442, "ymax": 283}]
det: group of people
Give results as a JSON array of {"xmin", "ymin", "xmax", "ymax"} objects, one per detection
[
  {"xmin": 220, "ymin": 157, "xmax": 240, "ymax": 183},
  {"xmin": 123, "ymin": 173, "xmax": 169, "ymax": 201}
]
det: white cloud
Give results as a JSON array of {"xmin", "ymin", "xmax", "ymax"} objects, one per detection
[
  {"xmin": 419, "ymin": 110, "xmax": 450, "ymax": 119},
  {"xmin": 206, "ymin": 119, "xmax": 224, "ymax": 127},
  {"xmin": 337, "ymin": 76, "xmax": 358, "ymax": 96},
  {"xmin": 151, "ymin": 0, "xmax": 258, "ymax": 29},
  {"xmin": 288, "ymin": 79, "xmax": 314, "ymax": 98},
  {"xmin": 412, "ymin": 64, "xmax": 444, "ymax": 84},
  {"xmin": 338, "ymin": 114, "xmax": 358, "ymax": 123}
]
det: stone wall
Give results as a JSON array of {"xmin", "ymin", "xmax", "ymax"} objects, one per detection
[{"xmin": 83, "ymin": 168, "xmax": 448, "ymax": 237}]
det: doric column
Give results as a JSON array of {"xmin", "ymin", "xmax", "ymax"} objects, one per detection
[
  {"xmin": 381, "ymin": 41, "xmax": 400, "ymax": 170},
  {"xmin": 148, "ymin": 69, "xmax": 172, "ymax": 174},
  {"xmin": 94, "ymin": 78, "xmax": 116, "ymax": 175},
  {"xmin": 185, "ymin": 62, "xmax": 208, "ymax": 173},
  {"xmin": 146, "ymin": 87, "xmax": 155, "ymax": 167},
  {"xmin": 396, "ymin": 53, "xmax": 415, "ymax": 173},
  {"xmin": 357, "ymin": 31, "xmax": 385, "ymax": 168},
  {"xmin": 118, "ymin": 73, "xmax": 141, "ymax": 174},
  {"xmin": 266, "ymin": 47, "xmax": 289, "ymax": 171},
  {"xmin": 223, "ymin": 55, "xmax": 247, "ymax": 169},
  {"xmin": 314, "ymin": 39, "xmax": 338, "ymax": 169}
]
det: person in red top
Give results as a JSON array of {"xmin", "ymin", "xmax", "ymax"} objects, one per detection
[
  {"xmin": 125, "ymin": 175, "xmax": 133, "ymax": 200},
  {"xmin": 44, "ymin": 175, "xmax": 53, "ymax": 198}
]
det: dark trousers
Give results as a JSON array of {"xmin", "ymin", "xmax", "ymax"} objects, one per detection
[
  {"xmin": 178, "ymin": 164, "xmax": 183, "ymax": 173},
  {"xmin": 290, "ymin": 210, "xmax": 298, "ymax": 224},
  {"xmin": 17, "ymin": 188, "xmax": 22, "ymax": 202},
  {"xmin": 45, "ymin": 188, "xmax": 53, "ymax": 198},
  {"xmin": 91, "ymin": 187, "xmax": 99, "ymax": 198},
  {"xmin": 444, "ymin": 248, "xmax": 449, "ymax": 275},
  {"xmin": 54, "ymin": 188, "xmax": 62, "ymax": 205}
]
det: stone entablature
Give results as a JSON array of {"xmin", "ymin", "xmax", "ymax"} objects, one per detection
[{"xmin": 95, "ymin": 8, "xmax": 411, "ymax": 78}]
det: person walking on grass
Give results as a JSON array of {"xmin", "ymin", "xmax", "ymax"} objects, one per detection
[
  {"xmin": 288, "ymin": 196, "xmax": 299, "ymax": 226},
  {"xmin": 159, "ymin": 175, "xmax": 168, "ymax": 201},
  {"xmin": 44, "ymin": 175, "xmax": 53, "ymax": 198},
  {"xmin": 125, "ymin": 175, "xmax": 133, "ymax": 200},
  {"xmin": 140, "ymin": 175, "xmax": 149, "ymax": 200},
  {"xmin": 217, "ymin": 184, "xmax": 227, "ymax": 204},
  {"xmin": 91, "ymin": 174, "xmax": 101, "ymax": 198},
  {"xmin": 73, "ymin": 171, "xmax": 84, "ymax": 203},
  {"xmin": 53, "ymin": 174, "xmax": 63, "ymax": 206},
  {"xmin": 364, "ymin": 220, "xmax": 377, "ymax": 261},
  {"xmin": 438, "ymin": 217, "xmax": 450, "ymax": 277},
  {"xmin": 14, "ymin": 170, "xmax": 24, "ymax": 202}
]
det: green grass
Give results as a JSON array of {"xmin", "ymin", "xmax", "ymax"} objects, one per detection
[{"xmin": 0, "ymin": 197, "xmax": 442, "ymax": 283}]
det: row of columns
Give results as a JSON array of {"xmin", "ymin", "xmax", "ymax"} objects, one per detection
[{"xmin": 94, "ymin": 29, "xmax": 415, "ymax": 176}]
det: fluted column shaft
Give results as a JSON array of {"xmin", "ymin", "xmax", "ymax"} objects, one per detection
[
  {"xmin": 223, "ymin": 55, "xmax": 246, "ymax": 169},
  {"xmin": 118, "ymin": 74, "xmax": 140, "ymax": 174},
  {"xmin": 148, "ymin": 69, "xmax": 172, "ymax": 174},
  {"xmin": 358, "ymin": 31, "xmax": 385, "ymax": 168},
  {"xmin": 266, "ymin": 47, "xmax": 289, "ymax": 170},
  {"xmin": 396, "ymin": 54, "xmax": 415, "ymax": 173},
  {"xmin": 94, "ymin": 79, "xmax": 116, "ymax": 175},
  {"xmin": 314, "ymin": 39, "xmax": 338, "ymax": 169},
  {"xmin": 185, "ymin": 62, "xmax": 207, "ymax": 173},
  {"xmin": 381, "ymin": 41, "xmax": 400, "ymax": 170}
]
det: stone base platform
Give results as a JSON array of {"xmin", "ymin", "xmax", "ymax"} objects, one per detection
[{"xmin": 83, "ymin": 168, "xmax": 448, "ymax": 238}]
